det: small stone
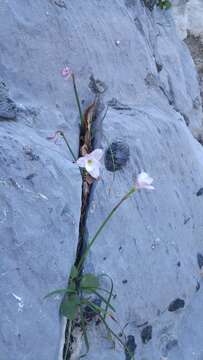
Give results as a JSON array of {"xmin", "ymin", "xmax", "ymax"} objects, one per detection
[
  {"xmin": 197, "ymin": 253, "xmax": 203, "ymax": 269},
  {"xmin": 196, "ymin": 281, "xmax": 200, "ymax": 292},
  {"xmin": 156, "ymin": 62, "xmax": 163, "ymax": 73},
  {"xmin": 196, "ymin": 188, "xmax": 203, "ymax": 196},
  {"xmin": 88, "ymin": 75, "xmax": 107, "ymax": 94},
  {"xmin": 115, "ymin": 40, "xmax": 120, "ymax": 46},
  {"xmin": 168, "ymin": 298, "xmax": 185, "ymax": 312},
  {"xmin": 125, "ymin": 335, "xmax": 136, "ymax": 360},
  {"xmin": 141, "ymin": 325, "xmax": 152, "ymax": 344},
  {"xmin": 143, "ymin": 0, "xmax": 156, "ymax": 11},
  {"xmin": 105, "ymin": 141, "xmax": 130, "ymax": 172},
  {"xmin": 122, "ymin": 279, "xmax": 128, "ymax": 284}
]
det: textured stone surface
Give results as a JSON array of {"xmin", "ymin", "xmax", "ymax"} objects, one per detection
[
  {"xmin": 172, "ymin": 0, "xmax": 203, "ymax": 41},
  {"xmin": 84, "ymin": 105, "xmax": 203, "ymax": 360},
  {"xmin": 0, "ymin": 122, "xmax": 81, "ymax": 360},
  {"xmin": 0, "ymin": 0, "xmax": 203, "ymax": 359},
  {"xmin": 172, "ymin": 0, "xmax": 203, "ymax": 120},
  {"xmin": 0, "ymin": 81, "xmax": 16, "ymax": 120}
]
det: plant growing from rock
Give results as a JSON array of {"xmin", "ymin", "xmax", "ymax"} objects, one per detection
[
  {"xmin": 157, "ymin": 0, "xmax": 172, "ymax": 9},
  {"xmin": 46, "ymin": 68, "xmax": 154, "ymax": 359}
]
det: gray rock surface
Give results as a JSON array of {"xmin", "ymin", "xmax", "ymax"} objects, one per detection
[
  {"xmin": 0, "ymin": 0, "xmax": 203, "ymax": 359},
  {"xmin": 0, "ymin": 1, "xmax": 83, "ymax": 359},
  {"xmin": 84, "ymin": 104, "xmax": 203, "ymax": 360},
  {"xmin": 0, "ymin": 121, "xmax": 82, "ymax": 360}
]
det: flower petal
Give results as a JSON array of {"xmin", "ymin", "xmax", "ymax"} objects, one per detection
[
  {"xmin": 76, "ymin": 156, "xmax": 87, "ymax": 167},
  {"xmin": 137, "ymin": 172, "xmax": 153, "ymax": 184},
  {"xmin": 89, "ymin": 165, "xmax": 100, "ymax": 178},
  {"xmin": 86, "ymin": 160, "xmax": 100, "ymax": 178},
  {"xmin": 136, "ymin": 172, "xmax": 154, "ymax": 190},
  {"xmin": 90, "ymin": 149, "xmax": 104, "ymax": 161}
]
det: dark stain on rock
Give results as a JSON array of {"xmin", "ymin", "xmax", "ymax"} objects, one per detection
[
  {"xmin": 108, "ymin": 98, "xmax": 132, "ymax": 111},
  {"xmin": 177, "ymin": 261, "xmax": 181, "ymax": 267},
  {"xmin": 54, "ymin": 0, "xmax": 67, "ymax": 9},
  {"xmin": 25, "ymin": 173, "xmax": 36, "ymax": 181},
  {"xmin": 168, "ymin": 298, "xmax": 185, "ymax": 312},
  {"xmin": 196, "ymin": 188, "xmax": 203, "ymax": 196},
  {"xmin": 122, "ymin": 279, "xmax": 128, "ymax": 284},
  {"xmin": 156, "ymin": 61, "xmax": 163, "ymax": 73},
  {"xmin": 105, "ymin": 141, "xmax": 130, "ymax": 172},
  {"xmin": 125, "ymin": 335, "xmax": 137, "ymax": 360},
  {"xmin": 197, "ymin": 253, "xmax": 203, "ymax": 269},
  {"xmin": 184, "ymin": 216, "xmax": 191, "ymax": 225},
  {"xmin": 141, "ymin": 325, "xmax": 152, "ymax": 344},
  {"xmin": 196, "ymin": 281, "xmax": 200, "ymax": 292},
  {"xmin": 0, "ymin": 81, "xmax": 17, "ymax": 120},
  {"xmin": 143, "ymin": 0, "xmax": 156, "ymax": 11},
  {"xmin": 166, "ymin": 338, "xmax": 178, "ymax": 351}
]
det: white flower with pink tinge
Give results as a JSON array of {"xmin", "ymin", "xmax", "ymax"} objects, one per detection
[
  {"xmin": 76, "ymin": 149, "xmax": 104, "ymax": 179},
  {"xmin": 61, "ymin": 66, "xmax": 72, "ymax": 80},
  {"xmin": 135, "ymin": 172, "xmax": 154, "ymax": 190}
]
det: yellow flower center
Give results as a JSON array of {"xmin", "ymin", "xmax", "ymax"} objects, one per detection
[{"xmin": 87, "ymin": 159, "xmax": 93, "ymax": 165}]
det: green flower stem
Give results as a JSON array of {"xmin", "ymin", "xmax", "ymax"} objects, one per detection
[
  {"xmin": 77, "ymin": 187, "xmax": 136, "ymax": 271},
  {"xmin": 57, "ymin": 131, "xmax": 77, "ymax": 162},
  {"xmin": 71, "ymin": 74, "xmax": 84, "ymax": 127}
]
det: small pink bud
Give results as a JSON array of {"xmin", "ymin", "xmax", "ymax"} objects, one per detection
[{"xmin": 61, "ymin": 66, "xmax": 72, "ymax": 80}]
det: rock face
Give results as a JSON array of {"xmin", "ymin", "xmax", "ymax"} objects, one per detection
[
  {"xmin": 172, "ymin": 0, "xmax": 203, "ymax": 41},
  {"xmin": 172, "ymin": 0, "xmax": 203, "ymax": 120},
  {"xmin": 0, "ymin": 122, "xmax": 82, "ymax": 360},
  {"xmin": 0, "ymin": 1, "xmax": 83, "ymax": 359},
  {"xmin": 85, "ymin": 105, "xmax": 203, "ymax": 360},
  {"xmin": 0, "ymin": 1, "xmax": 203, "ymax": 360}
]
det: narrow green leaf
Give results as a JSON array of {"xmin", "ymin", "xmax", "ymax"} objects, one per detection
[
  {"xmin": 70, "ymin": 265, "xmax": 79, "ymax": 280},
  {"xmin": 44, "ymin": 288, "xmax": 75, "ymax": 299},
  {"xmin": 85, "ymin": 301, "xmax": 109, "ymax": 316},
  {"xmin": 102, "ymin": 275, "xmax": 113, "ymax": 319},
  {"xmin": 92, "ymin": 290, "xmax": 116, "ymax": 312}
]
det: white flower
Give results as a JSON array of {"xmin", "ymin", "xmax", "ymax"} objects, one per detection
[
  {"xmin": 135, "ymin": 172, "xmax": 154, "ymax": 190},
  {"xmin": 76, "ymin": 149, "xmax": 103, "ymax": 178}
]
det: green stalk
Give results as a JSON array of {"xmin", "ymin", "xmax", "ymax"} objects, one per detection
[
  {"xmin": 77, "ymin": 187, "xmax": 136, "ymax": 271},
  {"xmin": 71, "ymin": 74, "xmax": 84, "ymax": 127},
  {"xmin": 57, "ymin": 131, "xmax": 77, "ymax": 162}
]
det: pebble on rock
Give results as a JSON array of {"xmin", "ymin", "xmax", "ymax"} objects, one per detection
[
  {"xmin": 141, "ymin": 325, "xmax": 152, "ymax": 344},
  {"xmin": 197, "ymin": 253, "xmax": 203, "ymax": 269},
  {"xmin": 105, "ymin": 141, "xmax": 130, "ymax": 172},
  {"xmin": 168, "ymin": 298, "xmax": 185, "ymax": 312},
  {"xmin": 125, "ymin": 335, "xmax": 137, "ymax": 360},
  {"xmin": 196, "ymin": 188, "xmax": 203, "ymax": 196}
]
